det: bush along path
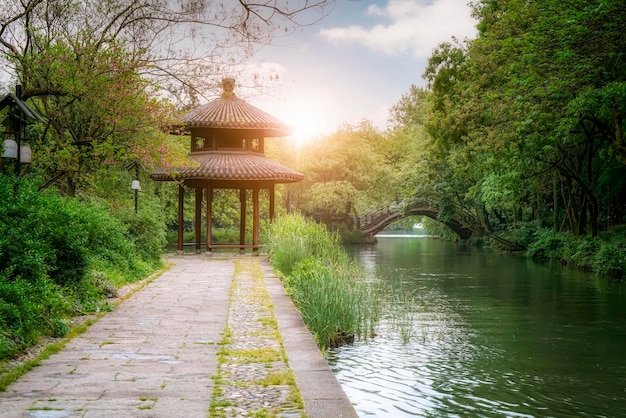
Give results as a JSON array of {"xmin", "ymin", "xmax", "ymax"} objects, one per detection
[{"xmin": 210, "ymin": 259, "xmax": 304, "ymax": 417}]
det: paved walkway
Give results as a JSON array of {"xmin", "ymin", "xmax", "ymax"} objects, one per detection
[{"xmin": 0, "ymin": 255, "xmax": 357, "ymax": 417}]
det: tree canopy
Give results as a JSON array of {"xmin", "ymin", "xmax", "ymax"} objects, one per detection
[
  {"xmin": 395, "ymin": 0, "xmax": 626, "ymax": 241},
  {"xmin": 0, "ymin": 0, "xmax": 334, "ymax": 194}
]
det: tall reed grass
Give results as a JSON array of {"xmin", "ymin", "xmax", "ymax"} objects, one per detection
[{"xmin": 267, "ymin": 213, "xmax": 380, "ymax": 348}]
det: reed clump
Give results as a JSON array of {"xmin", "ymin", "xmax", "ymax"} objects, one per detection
[{"xmin": 267, "ymin": 213, "xmax": 380, "ymax": 348}]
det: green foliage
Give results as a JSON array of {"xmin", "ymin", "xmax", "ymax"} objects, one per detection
[
  {"xmin": 15, "ymin": 35, "xmax": 183, "ymax": 196},
  {"xmin": 592, "ymin": 238, "xmax": 626, "ymax": 279},
  {"xmin": 0, "ymin": 176, "xmax": 160, "ymax": 359},
  {"xmin": 286, "ymin": 258, "xmax": 376, "ymax": 347},
  {"xmin": 290, "ymin": 121, "xmax": 420, "ymax": 225},
  {"xmin": 119, "ymin": 208, "xmax": 167, "ymax": 265},
  {"xmin": 0, "ymin": 177, "xmax": 85, "ymax": 286},
  {"xmin": 267, "ymin": 213, "xmax": 345, "ymax": 276},
  {"xmin": 527, "ymin": 229, "xmax": 574, "ymax": 263},
  {"xmin": 212, "ymin": 228, "xmax": 240, "ymax": 244},
  {"xmin": 267, "ymin": 214, "xmax": 380, "ymax": 347},
  {"xmin": 0, "ymin": 275, "xmax": 70, "ymax": 358},
  {"xmin": 524, "ymin": 226, "xmax": 626, "ymax": 278},
  {"xmin": 392, "ymin": 0, "xmax": 625, "ymax": 245},
  {"xmin": 499, "ymin": 221, "xmax": 543, "ymax": 248}
]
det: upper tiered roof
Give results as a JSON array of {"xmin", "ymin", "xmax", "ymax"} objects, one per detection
[
  {"xmin": 151, "ymin": 79, "xmax": 302, "ymax": 184},
  {"xmin": 181, "ymin": 78, "xmax": 293, "ymax": 138}
]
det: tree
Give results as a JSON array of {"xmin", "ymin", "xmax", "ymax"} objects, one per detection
[
  {"xmin": 0, "ymin": 0, "xmax": 334, "ymax": 99},
  {"xmin": 290, "ymin": 121, "xmax": 411, "ymax": 227},
  {"xmin": 413, "ymin": 0, "xmax": 626, "ymax": 239},
  {"xmin": 472, "ymin": 0, "xmax": 626, "ymax": 236},
  {"xmin": 20, "ymin": 38, "xmax": 187, "ymax": 195},
  {"xmin": 0, "ymin": 0, "xmax": 334, "ymax": 193}
]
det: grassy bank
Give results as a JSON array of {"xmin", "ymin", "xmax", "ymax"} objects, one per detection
[
  {"xmin": 266, "ymin": 213, "xmax": 380, "ymax": 348},
  {"xmin": 0, "ymin": 177, "xmax": 165, "ymax": 360},
  {"xmin": 499, "ymin": 222, "xmax": 626, "ymax": 279}
]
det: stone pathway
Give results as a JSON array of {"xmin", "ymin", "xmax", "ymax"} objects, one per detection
[{"xmin": 0, "ymin": 255, "xmax": 358, "ymax": 418}]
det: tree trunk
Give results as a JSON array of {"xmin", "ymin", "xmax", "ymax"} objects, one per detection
[{"xmin": 553, "ymin": 176, "xmax": 559, "ymax": 231}]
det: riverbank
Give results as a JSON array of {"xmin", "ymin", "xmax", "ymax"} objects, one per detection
[
  {"xmin": 0, "ymin": 255, "xmax": 357, "ymax": 417},
  {"xmin": 495, "ymin": 225, "xmax": 626, "ymax": 279}
]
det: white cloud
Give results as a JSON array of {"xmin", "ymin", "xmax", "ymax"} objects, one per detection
[{"xmin": 319, "ymin": 0, "xmax": 476, "ymax": 58}]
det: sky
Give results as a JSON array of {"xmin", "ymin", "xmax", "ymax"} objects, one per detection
[{"xmin": 246, "ymin": 0, "xmax": 478, "ymax": 143}]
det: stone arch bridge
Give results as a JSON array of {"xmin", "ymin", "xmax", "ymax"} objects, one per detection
[{"xmin": 356, "ymin": 202, "xmax": 472, "ymax": 243}]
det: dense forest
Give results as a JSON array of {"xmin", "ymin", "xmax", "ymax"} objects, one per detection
[
  {"xmin": 286, "ymin": 0, "xmax": 626, "ymax": 277},
  {"xmin": 0, "ymin": 0, "xmax": 625, "ymax": 364}
]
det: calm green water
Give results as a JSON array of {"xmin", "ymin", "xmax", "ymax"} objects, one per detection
[{"xmin": 327, "ymin": 236, "xmax": 626, "ymax": 417}]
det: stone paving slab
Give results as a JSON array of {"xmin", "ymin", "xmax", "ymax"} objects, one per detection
[{"xmin": 0, "ymin": 255, "xmax": 358, "ymax": 418}]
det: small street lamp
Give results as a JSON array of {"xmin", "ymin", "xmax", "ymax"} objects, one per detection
[
  {"xmin": 131, "ymin": 163, "xmax": 141, "ymax": 214},
  {"xmin": 131, "ymin": 177, "xmax": 141, "ymax": 213},
  {"xmin": 1, "ymin": 85, "xmax": 43, "ymax": 177}
]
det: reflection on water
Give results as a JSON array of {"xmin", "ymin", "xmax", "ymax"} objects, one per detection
[{"xmin": 327, "ymin": 237, "xmax": 626, "ymax": 417}]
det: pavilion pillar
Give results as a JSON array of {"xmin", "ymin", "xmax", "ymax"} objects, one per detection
[
  {"xmin": 177, "ymin": 184, "xmax": 184, "ymax": 255},
  {"xmin": 252, "ymin": 186, "xmax": 260, "ymax": 255},
  {"xmin": 240, "ymin": 188, "xmax": 246, "ymax": 254},
  {"xmin": 206, "ymin": 185, "xmax": 213, "ymax": 255},
  {"xmin": 195, "ymin": 187, "xmax": 203, "ymax": 254},
  {"xmin": 269, "ymin": 186, "xmax": 275, "ymax": 221}
]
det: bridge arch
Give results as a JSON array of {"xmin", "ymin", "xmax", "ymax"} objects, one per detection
[{"xmin": 358, "ymin": 204, "xmax": 472, "ymax": 242}]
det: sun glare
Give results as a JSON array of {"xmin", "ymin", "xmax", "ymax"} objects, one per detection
[
  {"xmin": 282, "ymin": 99, "xmax": 332, "ymax": 147},
  {"xmin": 252, "ymin": 88, "xmax": 337, "ymax": 147}
]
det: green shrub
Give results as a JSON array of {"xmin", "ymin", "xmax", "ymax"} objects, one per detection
[
  {"xmin": 524, "ymin": 227, "xmax": 626, "ymax": 278},
  {"xmin": 0, "ymin": 176, "xmax": 162, "ymax": 360},
  {"xmin": 41, "ymin": 201, "xmax": 89, "ymax": 287},
  {"xmin": 592, "ymin": 239, "xmax": 626, "ymax": 279},
  {"xmin": 336, "ymin": 226, "xmax": 365, "ymax": 245},
  {"xmin": 527, "ymin": 229, "xmax": 573, "ymax": 263},
  {"xmin": 120, "ymin": 209, "xmax": 167, "ymax": 265},
  {"xmin": 212, "ymin": 228, "xmax": 240, "ymax": 244},
  {"xmin": 0, "ymin": 274, "xmax": 70, "ymax": 358},
  {"xmin": 500, "ymin": 221, "xmax": 542, "ymax": 248},
  {"xmin": 569, "ymin": 238, "xmax": 599, "ymax": 271}
]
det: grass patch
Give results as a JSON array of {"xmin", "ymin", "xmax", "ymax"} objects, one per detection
[
  {"xmin": 256, "ymin": 371, "xmax": 295, "ymax": 387},
  {"xmin": 27, "ymin": 406, "xmax": 63, "ymax": 411},
  {"xmin": 210, "ymin": 259, "xmax": 304, "ymax": 417},
  {"xmin": 267, "ymin": 213, "xmax": 381, "ymax": 348},
  {"xmin": 222, "ymin": 348, "xmax": 282, "ymax": 364}
]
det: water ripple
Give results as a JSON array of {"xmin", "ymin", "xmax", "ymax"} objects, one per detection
[{"xmin": 337, "ymin": 239, "xmax": 626, "ymax": 417}]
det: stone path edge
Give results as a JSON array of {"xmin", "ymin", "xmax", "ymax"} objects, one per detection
[
  {"xmin": 260, "ymin": 259, "xmax": 359, "ymax": 418},
  {"xmin": 0, "ymin": 262, "xmax": 171, "ymax": 390}
]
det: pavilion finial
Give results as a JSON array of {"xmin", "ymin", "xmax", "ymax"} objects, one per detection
[{"xmin": 221, "ymin": 78, "xmax": 236, "ymax": 99}]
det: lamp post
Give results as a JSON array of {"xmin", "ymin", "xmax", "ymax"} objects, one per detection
[
  {"xmin": 131, "ymin": 162, "xmax": 141, "ymax": 213},
  {"xmin": 1, "ymin": 85, "xmax": 33, "ymax": 176}
]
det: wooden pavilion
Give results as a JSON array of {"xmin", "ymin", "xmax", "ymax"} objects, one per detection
[{"xmin": 151, "ymin": 78, "xmax": 303, "ymax": 254}]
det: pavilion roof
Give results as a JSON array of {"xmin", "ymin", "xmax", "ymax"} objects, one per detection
[
  {"xmin": 181, "ymin": 79, "xmax": 293, "ymax": 138},
  {"xmin": 150, "ymin": 151, "xmax": 303, "ymax": 183}
]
